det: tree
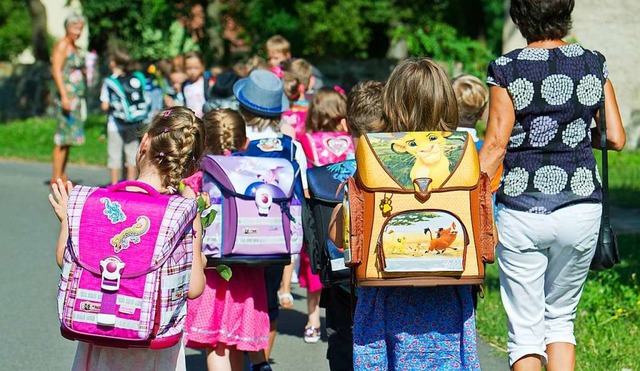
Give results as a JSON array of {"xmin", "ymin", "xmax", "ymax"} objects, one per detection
[
  {"xmin": 0, "ymin": 0, "xmax": 32, "ymax": 61},
  {"xmin": 25, "ymin": 0, "xmax": 48, "ymax": 62}
]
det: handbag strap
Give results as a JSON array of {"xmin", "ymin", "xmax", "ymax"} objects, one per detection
[{"xmin": 598, "ymin": 54, "xmax": 611, "ymax": 227}]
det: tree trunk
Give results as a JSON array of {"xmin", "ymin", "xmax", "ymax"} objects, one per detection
[{"xmin": 25, "ymin": 0, "xmax": 49, "ymax": 62}]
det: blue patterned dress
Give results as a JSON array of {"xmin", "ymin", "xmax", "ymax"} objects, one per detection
[{"xmin": 353, "ymin": 286, "xmax": 480, "ymax": 370}]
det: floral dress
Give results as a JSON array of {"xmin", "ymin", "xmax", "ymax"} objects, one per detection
[
  {"xmin": 55, "ymin": 48, "xmax": 86, "ymax": 146},
  {"xmin": 353, "ymin": 286, "xmax": 481, "ymax": 370}
]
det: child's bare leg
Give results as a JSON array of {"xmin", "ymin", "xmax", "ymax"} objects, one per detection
[
  {"xmin": 52, "ymin": 145, "xmax": 69, "ymax": 182},
  {"xmin": 265, "ymin": 320, "xmax": 277, "ymax": 360},
  {"xmin": 229, "ymin": 347, "xmax": 244, "ymax": 371},
  {"xmin": 109, "ymin": 168, "xmax": 120, "ymax": 185},
  {"xmin": 279, "ymin": 257, "xmax": 295, "ymax": 308},
  {"xmin": 306, "ymin": 289, "xmax": 322, "ymax": 328},
  {"xmin": 206, "ymin": 344, "xmax": 232, "ymax": 371}
]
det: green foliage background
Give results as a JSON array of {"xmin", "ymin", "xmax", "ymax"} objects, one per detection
[{"xmin": 0, "ymin": 0, "xmax": 32, "ymax": 61}]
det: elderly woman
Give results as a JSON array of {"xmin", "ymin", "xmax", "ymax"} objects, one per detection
[
  {"xmin": 479, "ymin": 0, "xmax": 626, "ymax": 370},
  {"xmin": 50, "ymin": 13, "xmax": 86, "ymax": 186}
]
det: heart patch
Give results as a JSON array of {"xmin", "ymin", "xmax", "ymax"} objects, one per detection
[{"xmin": 324, "ymin": 136, "xmax": 351, "ymax": 157}]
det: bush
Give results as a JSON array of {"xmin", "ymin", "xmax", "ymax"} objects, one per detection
[{"xmin": 0, "ymin": 0, "xmax": 32, "ymax": 61}]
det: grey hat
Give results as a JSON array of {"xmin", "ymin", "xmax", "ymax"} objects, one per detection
[{"xmin": 233, "ymin": 70, "xmax": 289, "ymax": 117}]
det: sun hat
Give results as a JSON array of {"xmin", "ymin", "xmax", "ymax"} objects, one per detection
[{"xmin": 233, "ymin": 70, "xmax": 289, "ymax": 117}]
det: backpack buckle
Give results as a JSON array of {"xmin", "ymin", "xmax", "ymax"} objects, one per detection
[
  {"xmin": 413, "ymin": 178, "xmax": 432, "ymax": 202},
  {"xmin": 100, "ymin": 256, "xmax": 125, "ymax": 292},
  {"xmin": 255, "ymin": 188, "xmax": 273, "ymax": 216}
]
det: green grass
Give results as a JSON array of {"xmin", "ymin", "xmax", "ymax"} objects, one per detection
[
  {"xmin": 476, "ymin": 234, "xmax": 640, "ymax": 370},
  {"xmin": 0, "ymin": 115, "xmax": 107, "ymax": 166}
]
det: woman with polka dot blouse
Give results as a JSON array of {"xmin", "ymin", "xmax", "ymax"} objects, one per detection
[{"xmin": 479, "ymin": 0, "xmax": 626, "ymax": 370}]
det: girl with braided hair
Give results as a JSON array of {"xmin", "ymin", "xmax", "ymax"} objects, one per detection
[
  {"xmin": 181, "ymin": 108, "xmax": 273, "ymax": 371},
  {"xmin": 49, "ymin": 106, "xmax": 207, "ymax": 370}
]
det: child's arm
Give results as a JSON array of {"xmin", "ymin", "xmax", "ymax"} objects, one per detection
[
  {"xmin": 48, "ymin": 179, "xmax": 73, "ymax": 268},
  {"xmin": 188, "ymin": 213, "xmax": 206, "ymax": 299}
]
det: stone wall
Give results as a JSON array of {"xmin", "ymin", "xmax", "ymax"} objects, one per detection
[{"xmin": 503, "ymin": 0, "xmax": 640, "ymax": 148}]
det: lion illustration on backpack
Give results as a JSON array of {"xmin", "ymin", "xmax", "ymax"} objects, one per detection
[{"xmin": 390, "ymin": 132, "xmax": 453, "ymax": 190}]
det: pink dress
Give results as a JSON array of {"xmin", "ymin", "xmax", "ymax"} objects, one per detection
[{"xmin": 182, "ymin": 171, "xmax": 270, "ymax": 351}]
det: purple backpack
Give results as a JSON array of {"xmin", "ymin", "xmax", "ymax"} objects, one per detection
[
  {"xmin": 57, "ymin": 181, "xmax": 197, "ymax": 349},
  {"xmin": 201, "ymin": 155, "xmax": 303, "ymax": 265}
]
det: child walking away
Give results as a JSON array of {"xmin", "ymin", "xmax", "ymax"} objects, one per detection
[
  {"xmin": 280, "ymin": 58, "xmax": 314, "ymax": 141},
  {"xmin": 304, "ymin": 80, "xmax": 384, "ymax": 369},
  {"xmin": 183, "ymin": 51, "xmax": 210, "ymax": 118},
  {"xmin": 183, "ymin": 108, "xmax": 273, "ymax": 371},
  {"xmin": 330, "ymin": 59, "xmax": 482, "ymax": 370},
  {"xmin": 452, "ymin": 74, "xmax": 489, "ymax": 150},
  {"xmin": 234, "ymin": 69, "xmax": 309, "ymax": 360},
  {"xmin": 202, "ymin": 71, "xmax": 240, "ymax": 113},
  {"xmin": 164, "ymin": 71, "xmax": 188, "ymax": 108},
  {"xmin": 101, "ymin": 47, "xmax": 151, "ymax": 184},
  {"xmin": 299, "ymin": 87, "xmax": 353, "ymax": 168},
  {"xmin": 49, "ymin": 107, "xmax": 207, "ymax": 370}
]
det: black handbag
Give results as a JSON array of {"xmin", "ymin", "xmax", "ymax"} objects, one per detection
[{"xmin": 590, "ymin": 79, "xmax": 620, "ymax": 271}]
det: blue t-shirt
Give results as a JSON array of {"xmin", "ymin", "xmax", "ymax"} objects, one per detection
[{"xmin": 486, "ymin": 44, "xmax": 606, "ymax": 214}]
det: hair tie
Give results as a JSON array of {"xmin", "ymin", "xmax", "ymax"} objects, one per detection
[
  {"xmin": 334, "ymin": 85, "xmax": 346, "ymax": 95},
  {"xmin": 158, "ymin": 151, "xmax": 165, "ymax": 157},
  {"xmin": 163, "ymin": 126, "xmax": 170, "ymax": 133},
  {"xmin": 163, "ymin": 109, "xmax": 172, "ymax": 117},
  {"xmin": 222, "ymin": 149, "xmax": 232, "ymax": 156}
]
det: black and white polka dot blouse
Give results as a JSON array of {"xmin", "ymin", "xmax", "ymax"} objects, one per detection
[{"xmin": 487, "ymin": 44, "xmax": 606, "ymax": 214}]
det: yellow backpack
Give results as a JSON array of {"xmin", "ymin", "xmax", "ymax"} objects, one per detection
[{"xmin": 343, "ymin": 131, "xmax": 496, "ymax": 286}]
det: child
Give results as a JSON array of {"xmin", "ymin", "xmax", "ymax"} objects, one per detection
[
  {"xmin": 319, "ymin": 80, "xmax": 384, "ymax": 369},
  {"xmin": 182, "ymin": 108, "xmax": 272, "ymax": 371},
  {"xmin": 299, "ymin": 86, "xmax": 353, "ymax": 167},
  {"xmin": 165, "ymin": 71, "xmax": 188, "ymax": 107},
  {"xmin": 452, "ymin": 74, "xmax": 489, "ymax": 149},
  {"xmin": 329, "ymin": 59, "xmax": 481, "ymax": 370},
  {"xmin": 202, "ymin": 71, "xmax": 240, "ymax": 113},
  {"xmin": 183, "ymin": 51, "xmax": 208, "ymax": 118},
  {"xmin": 100, "ymin": 48, "xmax": 142, "ymax": 185},
  {"xmin": 234, "ymin": 69, "xmax": 309, "ymax": 359},
  {"xmin": 280, "ymin": 58, "xmax": 314, "ymax": 140},
  {"xmin": 265, "ymin": 35, "xmax": 291, "ymax": 76},
  {"xmin": 296, "ymin": 86, "xmax": 353, "ymax": 344},
  {"xmin": 49, "ymin": 106, "xmax": 207, "ymax": 370}
]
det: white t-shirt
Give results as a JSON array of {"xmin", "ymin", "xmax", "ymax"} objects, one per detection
[
  {"xmin": 245, "ymin": 125, "xmax": 308, "ymax": 189},
  {"xmin": 100, "ymin": 74, "xmax": 123, "ymax": 132},
  {"xmin": 183, "ymin": 78, "xmax": 205, "ymax": 118}
]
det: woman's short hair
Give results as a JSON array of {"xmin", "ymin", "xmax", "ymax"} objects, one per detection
[
  {"xmin": 510, "ymin": 0, "xmax": 574, "ymax": 42},
  {"xmin": 64, "ymin": 13, "xmax": 86, "ymax": 29}
]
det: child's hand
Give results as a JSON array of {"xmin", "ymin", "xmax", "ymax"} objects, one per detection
[{"xmin": 49, "ymin": 179, "xmax": 73, "ymax": 223}]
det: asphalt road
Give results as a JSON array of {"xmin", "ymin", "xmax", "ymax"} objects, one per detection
[{"xmin": 0, "ymin": 160, "xmax": 508, "ymax": 370}]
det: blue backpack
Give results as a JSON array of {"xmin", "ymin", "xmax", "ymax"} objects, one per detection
[
  {"xmin": 305, "ymin": 159, "xmax": 356, "ymax": 286},
  {"xmin": 105, "ymin": 71, "xmax": 151, "ymax": 124}
]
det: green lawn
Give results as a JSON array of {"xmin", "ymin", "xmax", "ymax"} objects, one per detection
[
  {"xmin": 476, "ymin": 234, "xmax": 640, "ymax": 370},
  {"xmin": 0, "ymin": 115, "xmax": 108, "ymax": 166}
]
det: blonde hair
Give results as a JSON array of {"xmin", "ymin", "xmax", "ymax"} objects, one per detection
[
  {"xmin": 202, "ymin": 109, "xmax": 247, "ymax": 155},
  {"xmin": 306, "ymin": 87, "xmax": 347, "ymax": 133},
  {"xmin": 240, "ymin": 106, "xmax": 280, "ymax": 133},
  {"xmin": 245, "ymin": 55, "xmax": 269, "ymax": 74},
  {"xmin": 347, "ymin": 80, "xmax": 385, "ymax": 136},
  {"xmin": 266, "ymin": 35, "xmax": 290, "ymax": 55},
  {"xmin": 381, "ymin": 58, "xmax": 458, "ymax": 132},
  {"xmin": 145, "ymin": 107, "xmax": 205, "ymax": 191},
  {"xmin": 452, "ymin": 74, "xmax": 489, "ymax": 128},
  {"xmin": 283, "ymin": 59, "xmax": 312, "ymax": 89}
]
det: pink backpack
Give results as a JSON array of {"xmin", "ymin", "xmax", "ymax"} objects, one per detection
[
  {"xmin": 281, "ymin": 105, "xmax": 308, "ymax": 141},
  {"xmin": 299, "ymin": 131, "xmax": 355, "ymax": 167},
  {"xmin": 200, "ymin": 155, "xmax": 303, "ymax": 265},
  {"xmin": 57, "ymin": 181, "xmax": 197, "ymax": 349}
]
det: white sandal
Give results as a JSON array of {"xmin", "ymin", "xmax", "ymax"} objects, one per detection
[{"xmin": 278, "ymin": 292, "xmax": 294, "ymax": 308}]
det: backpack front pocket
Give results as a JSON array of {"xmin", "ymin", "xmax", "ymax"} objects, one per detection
[{"xmin": 377, "ymin": 210, "xmax": 469, "ymax": 273}]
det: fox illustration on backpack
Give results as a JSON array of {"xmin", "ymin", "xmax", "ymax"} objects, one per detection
[
  {"xmin": 57, "ymin": 181, "xmax": 197, "ymax": 349},
  {"xmin": 343, "ymin": 131, "xmax": 496, "ymax": 286}
]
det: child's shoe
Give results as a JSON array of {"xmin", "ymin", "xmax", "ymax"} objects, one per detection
[
  {"xmin": 303, "ymin": 326, "xmax": 321, "ymax": 343},
  {"xmin": 251, "ymin": 362, "xmax": 272, "ymax": 371}
]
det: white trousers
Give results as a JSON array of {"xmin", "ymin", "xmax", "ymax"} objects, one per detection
[{"xmin": 496, "ymin": 202, "xmax": 601, "ymax": 366}]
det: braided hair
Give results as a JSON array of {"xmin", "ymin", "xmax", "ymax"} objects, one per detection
[
  {"xmin": 202, "ymin": 108, "xmax": 247, "ymax": 155},
  {"xmin": 145, "ymin": 106, "xmax": 205, "ymax": 191}
]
